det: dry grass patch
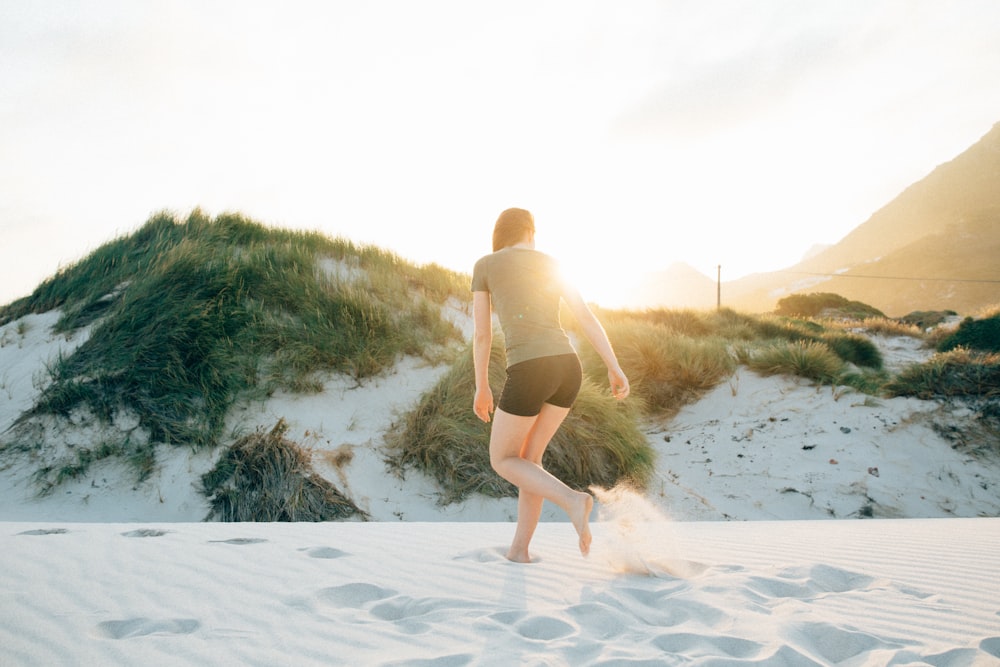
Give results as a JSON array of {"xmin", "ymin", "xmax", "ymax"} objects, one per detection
[{"xmin": 202, "ymin": 420, "xmax": 367, "ymax": 521}]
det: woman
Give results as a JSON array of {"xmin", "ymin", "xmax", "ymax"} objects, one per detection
[{"xmin": 471, "ymin": 207, "xmax": 630, "ymax": 562}]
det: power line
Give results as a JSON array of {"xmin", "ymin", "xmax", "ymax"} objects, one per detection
[{"xmin": 777, "ymin": 270, "xmax": 1000, "ymax": 285}]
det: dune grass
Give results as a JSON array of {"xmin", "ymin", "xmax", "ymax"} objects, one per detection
[
  {"xmin": 202, "ymin": 419, "xmax": 366, "ymax": 521},
  {"xmin": 577, "ymin": 319, "xmax": 734, "ymax": 415},
  {"xmin": 885, "ymin": 348, "xmax": 1000, "ymax": 457},
  {"xmin": 2, "ymin": 210, "xmax": 467, "ymax": 486},
  {"xmin": 735, "ymin": 340, "xmax": 844, "ymax": 383},
  {"xmin": 831, "ymin": 317, "xmax": 925, "ymax": 339},
  {"xmin": 579, "ymin": 307, "xmax": 884, "ymax": 393},
  {"xmin": 886, "ymin": 348, "xmax": 1000, "ymax": 399},
  {"xmin": 385, "ymin": 334, "xmax": 653, "ymax": 505}
]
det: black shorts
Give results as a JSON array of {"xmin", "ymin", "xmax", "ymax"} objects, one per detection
[{"xmin": 498, "ymin": 353, "xmax": 583, "ymax": 417}]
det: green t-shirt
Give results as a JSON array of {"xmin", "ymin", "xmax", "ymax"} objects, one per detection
[{"xmin": 471, "ymin": 247, "xmax": 575, "ymax": 367}]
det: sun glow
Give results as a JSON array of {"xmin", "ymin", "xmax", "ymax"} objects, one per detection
[{"xmin": 557, "ymin": 248, "xmax": 636, "ymax": 310}]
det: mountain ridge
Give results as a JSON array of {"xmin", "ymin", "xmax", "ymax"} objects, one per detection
[{"xmin": 668, "ymin": 121, "xmax": 1000, "ymax": 317}]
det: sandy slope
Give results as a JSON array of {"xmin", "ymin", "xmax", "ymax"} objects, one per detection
[{"xmin": 2, "ymin": 310, "xmax": 997, "ymax": 525}]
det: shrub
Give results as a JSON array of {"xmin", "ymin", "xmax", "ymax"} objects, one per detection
[
  {"xmin": 202, "ymin": 420, "xmax": 366, "ymax": 521},
  {"xmin": 936, "ymin": 314, "xmax": 1000, "ymax": 354},
  {"xmin": 775, "ymin": 292, "xmax": 885, "ymax": 319},
  {"xmin": 820, "ymin": 332, "xmax": 884, "ymax": 369}
]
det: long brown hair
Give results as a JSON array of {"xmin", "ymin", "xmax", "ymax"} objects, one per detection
[{"xmin": 492, "ymin": 208, "xmax": 535, "ymax": 252}]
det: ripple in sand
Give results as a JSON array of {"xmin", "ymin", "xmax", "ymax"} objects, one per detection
[{"xmin": 121, "ymin": 529, "xmax": 169, "ymax": 538}]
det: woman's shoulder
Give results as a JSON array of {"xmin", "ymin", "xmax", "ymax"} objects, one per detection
[{"xmin": 476, "ymin": 248, "xmax": 560, "ymax": 268}]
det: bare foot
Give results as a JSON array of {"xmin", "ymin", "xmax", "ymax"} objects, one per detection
[
  {"xmin": 505, "ymin": 549, "xmax": 532, "ymax": 563},
  {"xmin": 569, "ymin": 491, "xmax": 594, "ymax": 557}
]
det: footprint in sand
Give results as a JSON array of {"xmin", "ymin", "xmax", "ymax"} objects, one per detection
[
  {"xmin": 97, "ymin": 617, "xmax": 200, "ymax": 639},
  {"xmin": 121, "ymin": 529, "xmax": 169, "ymax": 538},
  {"xmin": 793, "ymin": 621, "xmax": 900, "ymax": 664},
  {"xmin": 514, "ymin": 615, "xmax": 576, "ymax": 641},
  {"xmin": 589, "ymin": 586, "xmax": 724, "ymax": 628},
  {"xmin": 300, "ymin": 546, "xmax": 348, "ymax": 559},
  {"xmin": 208, "ymin": 537, "xmax": 268, "ymax": 545},
  {"xmin": 17, "ymin": 528, "xmax": 68, "ymax": 535},
  {"xmin": 981, "ymin": 637, "xmax": 1000, "ymax": 658},
  {"xmin": 452, "ymin": 547, "xmax": 513, "ymax": 563},
  {"xmin": 484, "ymin": 609, "xmax": 575, "ymax": 641},
  {"xmin": 383, "ymin": 654, "xmax": 474, "ymax": 667},
  {"xmin": 566, "ymin": 602, "xmax": 631, "ymax": 640},
  {"xmin": 746, "ymin": 563, "xmax": 879, "ymax": 600},
  {"xmin": 370, "ymin": 595, "xmax": 482, "ymax": 622},
  {"xmin": 652, "ymin": 632, "xmax": 765, "ymax": 660},
  {"xmin": 316, "ymin": 582, "xmax": 396, "ymax": 608}
]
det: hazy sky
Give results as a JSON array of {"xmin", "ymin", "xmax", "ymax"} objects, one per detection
[{"xmin": 2, "ymin": 0, "xmax": 999, "ymax": 307}]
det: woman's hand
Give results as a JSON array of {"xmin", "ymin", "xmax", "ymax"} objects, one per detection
[
  {"xmin": 608, "ymin": 366, "xmax": 630, "ymax": 401},
  {"xmin": 474, "ymin": 386, "xmax": 494, "ymax": 423}
]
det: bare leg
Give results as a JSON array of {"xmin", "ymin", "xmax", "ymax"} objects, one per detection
[
  {"xmin": 508, "ymin": 490, "xmax": 544, "ymax": 563},
  {"xmin": 507, "ymin": 404, "xmax": 572, "ymax": 561},
  {"xmin": 490, "ymin": 406, "xmax": 593, "ymax": 560}
]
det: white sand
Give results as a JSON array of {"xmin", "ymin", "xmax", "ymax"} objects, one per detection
[
  {"xmin": 2, "ymin": 518, "xmax": 998, "ymax": 665},
  {"xmin": 2, "ymin": 313, "xmax": 1000, "ymax": 665}
]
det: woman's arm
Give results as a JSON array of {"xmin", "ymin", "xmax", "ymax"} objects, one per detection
[
  {"xmin": 472, "ymin": 290, "xmax": 495, "ymax": 422},
  {"xmin": 563, "ymin": 288, "xmax": 630, "ymax": 400}
]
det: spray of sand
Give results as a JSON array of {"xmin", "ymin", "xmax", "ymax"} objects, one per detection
[{"xmin": 591, "ymin": 485, "xmax": 707, "ymax": 578}]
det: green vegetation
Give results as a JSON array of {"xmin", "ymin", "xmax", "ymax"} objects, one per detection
[
  {"xmin": 385, "ymin": 334, "xmax": 652, "ymax": 505},
  {"xmin": 2, "ymin": 210, "xmax": 467, "ymax": 486},
  {"xmin": 585, "ymin": 305, "xmax": 884, "ymax": 383},
  {"xmin": 774, "ymin": 292, "xmax": 886, "ymax": 320},
  {"xmin": 735, "ymin": 340, "xmax": 844, "ymax": 383},
  {"xmin": 886, "ymin": 348, "xmax": 1000, "ymax": 399},
  {"xmin": 5, "ymin": 221, "xmax": 998, "ymax": 514},
  {"xmin": 202, "ymin": 420, "xmax": 366, "ymax": 521},
  {"xmin": 578, "ymin": 318, "xmax": 734, "ymax": 414},
  {"xmin": 936, "ymin": 313, "xmax": 1000, "ymax": 353}
]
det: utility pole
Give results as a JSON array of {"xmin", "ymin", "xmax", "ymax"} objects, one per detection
[{"xmin": 717, "ymin": 265, "xmax": 721, "ymax": 310}]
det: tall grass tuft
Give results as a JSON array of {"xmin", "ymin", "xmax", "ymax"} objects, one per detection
[
  {"xmin": 820, "ymin": 332, "xmax": 884, "ymax": 369},
  {"xmin": 886, "ymin": 348, "xmax": 1000, "ymax": 399},
  {"xmin": 202, "ymin": 420, "xmax": 367, "ymax": 521},
  {"xmin": 385, "ymin": 335, "xmax": 653, "ymax": 505},
  {"xmin": 843, "ymin": 317, "xmax": 924, "ymax": 339},
  {"xmin": 737, "ymin": 340, "xmax": 844, "ymax": 383},
  {"xmin": 579, "ymin": 320, "xmax": 734, "ymax": 414}
]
